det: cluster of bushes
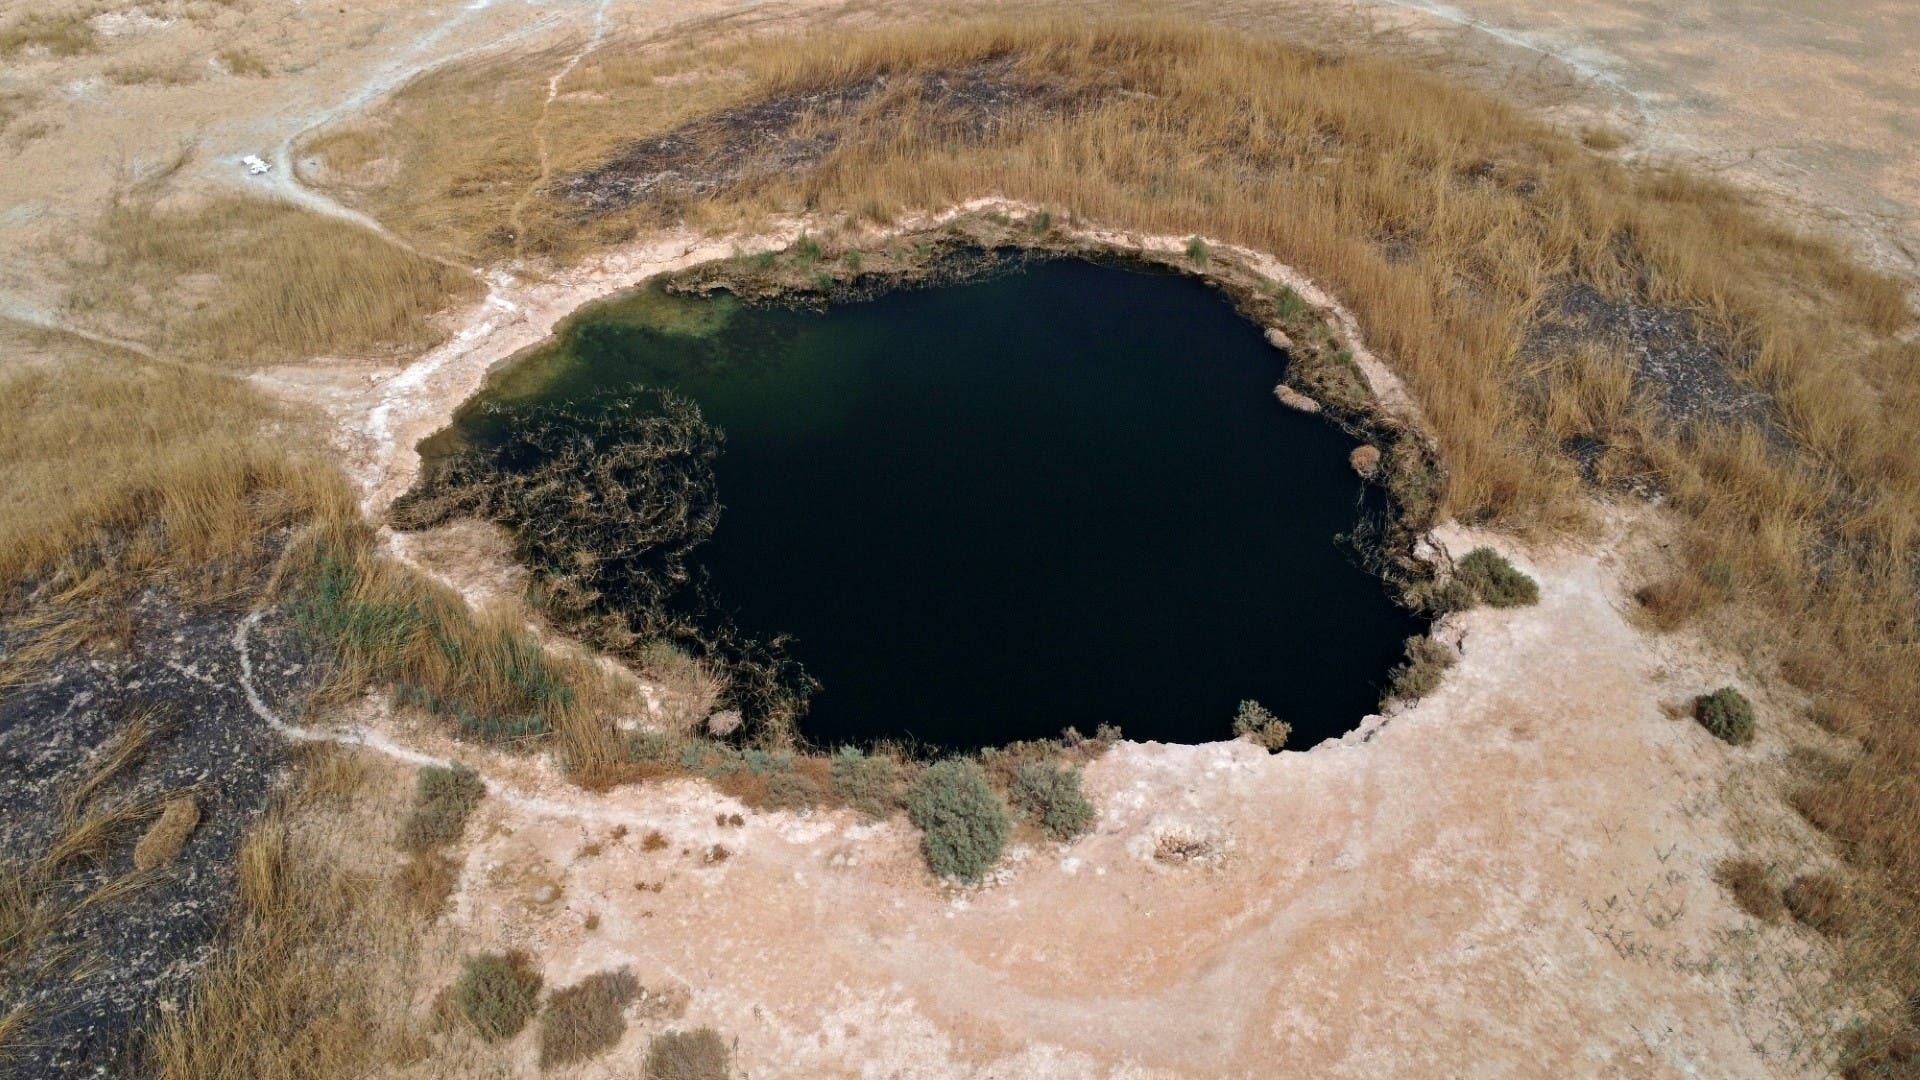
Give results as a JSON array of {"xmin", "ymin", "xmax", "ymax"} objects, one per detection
[
  {"xmin": 449, "ymin": 955, "xmax": 732, "ymax": 1076},
  {"xmin": 900, "ymin": 753, "xmax": 1100, "ymax": 884}
]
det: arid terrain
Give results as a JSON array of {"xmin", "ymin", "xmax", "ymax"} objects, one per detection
[{"xmin": 3, "ymin": 1, "xmax": 1917, "ymax": 1077}]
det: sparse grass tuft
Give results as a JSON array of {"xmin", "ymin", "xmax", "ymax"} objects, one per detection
[
  {"xmin": 1454, "ymin": 547, "xmax": 1539, "ymax": 608},
  {"xmin": 906, "ymin": 759, "xmax": 1009, "ymax": 884},
  {"xmin": 1693, "ymin": 687, "xmax": 1756, "ymax": 746},
  {"xmin": 451, "ymin": 950, "xmax": 543, "ymax": 1043},
  {"xmin": 1232, "ymin": 699, "xmax": 1292, "ymax": 751},
  {"xmin": 396, "ymin": 763, "xmax": 486, "ymax": 851},
  {"xmin": 539, "ymin": 968, "xmax": 641, "ymax": 1068},
  {"xmin": 647, "ymin": 1027, "xmax": 731, "ymax": 1080},
  {"xmin": 1008, "ymin": 763, "xmax": 1094, "ymax": 841}
]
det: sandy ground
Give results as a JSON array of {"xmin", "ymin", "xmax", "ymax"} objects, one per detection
[{"xmin": 5, "ymin": 0, "xmax": 1915, "ymax": 1075}]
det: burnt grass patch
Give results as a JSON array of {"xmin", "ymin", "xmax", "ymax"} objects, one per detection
[
  {"xmin": 1527, "ymin": 282, "xmax": 1777, "ymax": 437},
  {"xmin": 557, "ymin": 58, "xmax": 1084, "ymax": 218},
  {"xmin": 0, "ymin": 587, "xmax": 317, "ymax": 1078}
]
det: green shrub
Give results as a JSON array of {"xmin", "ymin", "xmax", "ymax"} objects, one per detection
[
  {"xmin": 539, "ymin": 968, "xmax": 640, "ymax": 1068},
  {"xmin": 397, "ymin": 763, "xmax": 486, "ymax": 851},
  {"xmin": 1186, "ymin": 235, "xmax": 1209, "ymax": 264},
  {"xmin": 1387, "ymin": 635, "xmax": 1455, "ymax": 702},
  {"xmin": 1009, "ymin": 764, "xmax": 1095, "ymax": 841},
  {"xmin": 1694, "ymin": 686, "xmax": 1755, "ymax": 745},
  {"xmin": 1454, "ymin": 547, "xmax": 1539, "ymax": 607},
  {"xmin": 830, "ymin": 747, "xmax": 901, "ymax": 818},
  {"xmin": 763, "ymin": 768, "xmax": 821, "ymax": 810},
  {"xmin": 906, "ymin": 759, "xmax": 1010, "ymax": 883},
  {"xmin": 451, "ymin": 951, "xmax": 543, "ymax": 1042},
  {"xmin": 1232, "ymin": 700, "xmax": 1292, "ymax": 751},
  {"xmin": 647, "ymin": 1027, "xmax": 731, "ymax": 1079}
]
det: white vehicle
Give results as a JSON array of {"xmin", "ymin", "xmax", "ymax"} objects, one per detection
[{"xmin": 241, "ymin": 154, "xmax": 271, "ymax": 175}]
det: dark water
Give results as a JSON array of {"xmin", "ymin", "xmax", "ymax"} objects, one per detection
[{"xmin": 437, "ymin": 259, "xmax": 1424, "ymax": 750}]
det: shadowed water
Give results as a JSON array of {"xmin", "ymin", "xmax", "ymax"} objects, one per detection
[{"xmin": 434, "ymin": 258, "xmax": 1425, "ymax": 750}]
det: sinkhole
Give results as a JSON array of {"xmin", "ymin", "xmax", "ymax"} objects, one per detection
[{"xmin": 414, "ymin": 256, "xmax": 1428, "ymax": 751}]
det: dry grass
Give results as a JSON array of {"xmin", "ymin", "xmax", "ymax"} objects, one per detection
[
  {"xmin": 145, "ymin": 753, "xmax": 432, "ymax": 1078},
  {"xmin": 106, "ymin": 58, "xmax": 202, "ymax": 87},
  {"xmin": 132, "ymin": 795, "xmax": 201, "ymax": 871},
  {"xmin": 217, "ymin": 47, "xmax": 270, "ymax": 78},
  {"xmin": 1715, "ymin": 857, "xmax": 1785, "ymax": 923},
  {"xmin": 0, "ymin": 325, "xmax": 340, "ymax": 603},
  {"xmin": 395, "ymin": 849, "xmax": 462, "ymax": 919},
  {"xmin": 0, "ymin": 12, "xmax": 96, "ymax": 58},
  {"xmin": 66, "ymin": 178, "xmax": 477, "ymax": 365}
]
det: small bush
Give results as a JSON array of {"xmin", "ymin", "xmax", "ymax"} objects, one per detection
[
  {"xmin": 1186, "ymin": 235, "xmax": 1209, "ymax": 264},
  {"xmin": 1232, "ymin": 700, "xmax": 1291, "ymax": 751},
  {"xmin": 647, "ymin": 1027, "xmax": 731, "ymax": 1079},
  {"xmin": 830, "ymin": 747, "xmax": 901, "ymax": 818},
  {"xmin": 763, "ymin": 768, "xmax": 821, "ymax": 810},
  {"xmin": 1009, "ymin": 764, "xmax": 1095, "ymax": 841},
  {"xmin": 1454, "ymin": 547, "xmax": 1539, "ymax": 608},
  {"xmin": 397, "ymin": 763, "xmax": 486, "ymax": 851},
  {"xmin": 1783, "ymin": 873, "xmax": 1856, "ymax": 937},
  {"xmin": 1713, "ymin": 858, "xmax": 1783, "ymax": 922},
  {"xmin": 906, "ymin": 759, "xmax": 1010, "ymax": 883},
  {"xmin": 791, "ymin": 233, "xmax": 822, "ymax": 265},
  {"xmin": 539, "ymin": 968, "xmax": 641, "ymax": 1068},
  {"xmin": 1387, "ymin": 636, "xmax": 1456, "ymax": 702},
  {"xmin": 1694, "ymin": 687, "xmax": 1755, "ymax": 746},
  {"xmin": 451, "ymin": 951, "xmax": 543, "ymax": 1042}
]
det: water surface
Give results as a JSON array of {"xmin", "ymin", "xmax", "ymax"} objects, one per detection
[{"xmin": 437, "ymin": 259, "xmax": 1424, "ymax": 749}]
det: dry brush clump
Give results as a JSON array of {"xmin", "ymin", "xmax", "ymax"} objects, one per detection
[
  {"xmin": 539, "ymin": 968, "xmax": 641, "ymax": 1068},
  {"xmin": 450, "ymin": 950, "xmax": 544, "ymax": 1043},
  {"xmin": 646, "ymin": 1026, "xmax": 731, "ymax": 1080}
]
